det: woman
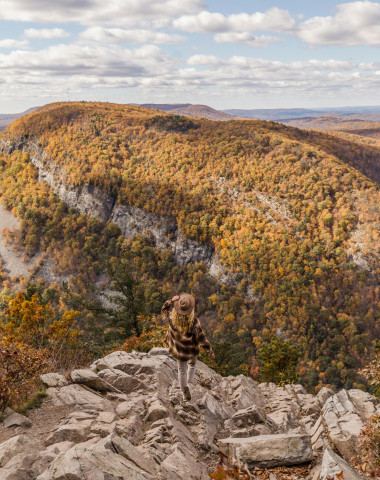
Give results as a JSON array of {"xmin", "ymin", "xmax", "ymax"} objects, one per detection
[{"xmin": 162, "ymin": 293, "xmax": 215, "ymax": 401}]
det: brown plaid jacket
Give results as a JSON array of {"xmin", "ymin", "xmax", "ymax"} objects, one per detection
[{"xmin": 163, "ymin": 311, "xmax": 213, "ymax": 362}]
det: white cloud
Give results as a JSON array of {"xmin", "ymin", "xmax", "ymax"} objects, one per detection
[
  {"xmin": 187, "ymin": 56, "xmax": 354, "ymax": 72},
  {"xmin": 173, "ymin": 8, "xmax": 295, "ymax": 33},
  {"xmin": 1, "ymin": 37, "xmax": 380, "ymax": 106},
  {"xmin": 0, "ymin": 43, "xmax": 175, "ymax": 78},
  {"xmin": 0, "ymin": 0, "xmax": 205, "ymax": 26},
  {"xmin": 0, "ymin": 38, "xmax": 29, "ymax": 48},
  {"xmin": 298, "ymin": 1, "xmax": 380, "ymax": 45},
  {"xmin": 24, "ymin": 28, "xmax": 70, "ymax": 39},
  {"xmin": 214, "ymin": 32, "xmax": 282, "ymax": 47},
  {"xmin": 80, "ymin": 27, "xmax": 184, "ymax": 44},
  {"xmin": 181, "ymin": 54, "xmax": 379, "ymax": 100}
]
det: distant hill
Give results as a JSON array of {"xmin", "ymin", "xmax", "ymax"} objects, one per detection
[
  {"xmin": 224, "ymin": 107, "xmax": 380, "ymax": 122},
  {"xmin": 140, "ymin": 103, "xmax": 237, "ymax": 121},
  {"xmin": 283, "ymin": 116, "xmax": 380, "ymax": 140},
  {"xmin": 0, "ymin": 107, "xmax": 40, "ymax": 130},
  {"xmin": 224, "ymin": 108, "xmax": 322, "ymax": 121}
]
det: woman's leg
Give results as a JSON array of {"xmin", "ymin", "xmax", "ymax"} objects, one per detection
[
  {"xmin": 177, "ymin": 359, "xmax": 188, "ymax": 393},
  {"xmin": 187, "ymin": 357, "xmax": 197, "ymax": 384}
]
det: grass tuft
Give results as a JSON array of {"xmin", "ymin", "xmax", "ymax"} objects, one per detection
[{"xmin": 15, "ymin": 389, "xmax": 48, "ymax": 415}]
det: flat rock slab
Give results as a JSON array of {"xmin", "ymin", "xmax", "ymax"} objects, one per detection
[
  {"xmin": 70, "ymin": 368, "xmax": 114, "ymax": 392},
  {"xmin": 103, "ymin": 433, "xmax": 157, "ymax": 475},
  {"xmin": 320, "ymin": 448, "xmax": 365, "ymax": 480},
  {"xmin": 4, "ymin": 412, "xmax": 32, "ymax": 429},
  {"xmin": 40, "ymin": 373, "xmax": 68, "ymax": 388},
  {"xmin": 149, "ymin": 347, "xmax": 170, "ymax": 356},
  {"xmin": 47, "ymin": 384, "xmax": 113, "ymax": 410},
  {"xmin": 0, "ymin": 435, "xmax": 42, "ymax": 468},
  {"xmin": 218, "ymin": 433, "xmax": 313, "ymax": 467}
]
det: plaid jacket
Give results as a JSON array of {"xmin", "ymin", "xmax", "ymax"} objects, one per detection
[{"xmin": 163, "ymin": 312, "xmax": 213, "ymax": 362}]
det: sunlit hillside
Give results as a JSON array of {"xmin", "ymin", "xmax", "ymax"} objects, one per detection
[{"xmin": 1, "ymin": 101, "xmax": 379, "ymax": 390}]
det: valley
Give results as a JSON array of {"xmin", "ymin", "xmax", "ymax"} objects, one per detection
[{"xmin": 0, "ymin": 101, "xmax": 379, "ymax": 393}]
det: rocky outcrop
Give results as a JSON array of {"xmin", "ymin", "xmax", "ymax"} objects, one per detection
[
  {"xmin": 0, "ymin": 349, "xmax": 372, "ymax": 479},
  {"xmin": 311, "ymin": 389, "xmax": 380, "ymax": 460},
  {"xmin": 318, "ymin": 448, "xmax": 365, "ymax": 480},
  {"xmin": 110, "ymin": 205, "xmax": 214, "ymax": 266}
]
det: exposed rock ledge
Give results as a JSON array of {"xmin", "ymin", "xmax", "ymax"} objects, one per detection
[
  {"xmin": 1, "ymin": 137, "xmax": 238, "ymax": 287},
  {"xmin": 0, "ymin": 348, "xmax": 375, "ymax": 479}
]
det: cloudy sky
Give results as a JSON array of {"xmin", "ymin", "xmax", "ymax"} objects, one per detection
[{"xmin": 1, "ymin": 0, "xmax": 380, "ymax": 112}]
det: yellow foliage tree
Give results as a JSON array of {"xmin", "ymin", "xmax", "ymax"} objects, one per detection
[{"xmin": 1, "ymin": 292, "xmax": 81, "ymax": 369}]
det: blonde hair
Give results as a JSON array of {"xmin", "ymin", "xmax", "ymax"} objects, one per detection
[{"xmin": 170, "ymin": 308, "xmax": 195, "ymax": 335}]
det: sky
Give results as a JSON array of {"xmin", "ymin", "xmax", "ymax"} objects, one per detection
[{"xmin": 1, "ymin": 1, "xmax": 380, "ymax": 113}]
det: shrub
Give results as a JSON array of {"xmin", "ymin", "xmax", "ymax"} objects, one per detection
[
  {"xmin": 357, "ymin": 414, "xmax": 380, "ymax": 477},
  {"xmin": 257, "ymin": 336, "xmax": 301, "ymax": 385},
  {"xmin": 0, "ymin": 337, "xmax": 47, "ymax": 415}
]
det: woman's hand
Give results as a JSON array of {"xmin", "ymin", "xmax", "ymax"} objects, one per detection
[
  {"xmin": 161, "ymin": 300, "xmax": 172, "ymax": 311},
  {"xmin": 209, "ymin": 352, "xmax": 215, "ymax": 360}
]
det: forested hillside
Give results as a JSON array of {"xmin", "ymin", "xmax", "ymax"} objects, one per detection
[
  {"xmin": 284, "ymin": 116, "xmax": 380, "ymax": 141},
  {"xmin": 1, "ymin": 101, "xmax": 379, "ymax": 392}
]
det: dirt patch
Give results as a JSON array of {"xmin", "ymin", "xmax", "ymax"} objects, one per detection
[{"xmin": 0, "ymin": 397, "xmax": 73, "ymax": 446}]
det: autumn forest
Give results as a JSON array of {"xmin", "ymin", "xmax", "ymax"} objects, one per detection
[{"xmin": 0, "ymin": 102, "xmax": 379, "ymax": 401}]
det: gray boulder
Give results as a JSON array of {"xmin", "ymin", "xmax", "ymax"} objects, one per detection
[
  {"xmin": 145, "ymin": 398, "xmax": 169, "ymax": 422},
  {"xmin": 316, "ymin": 387, "xmax": 335, "ymax": 406},
  {"xmin": 45, "ymin": 421, "xmax": 92, "ymax": 446},
  {"xmin": 116, "ymin": 397, "xmax": 146, "ymax": 418},
  {"xmin": 103, "ymin": 433, "xmax": 157, "ymax": 475},
  {"xmin": 115, "ymin": 415, "xmax": 144, "ymax": 445},
  {"xmin": 70, "ymin": 368, "xmax": 118, "ymax": 392},
  {"xmin": 322, "ymin": 389, "xmax": 379, "ymax": 460},
  {"xmin": 98, "ymin": 368, "xmax": 146, "ymax": 393},
  {"xmin": 320, "ymin": 448, "xmax": 365, "ymax": 480},
  {"xmin": 40, "ymin": 373, "xmax": 68, "ymax": 388},
  {"xmin": 219, "ymin": 433, "xmax": 313, "ymax": 467},
  {"xmin": 3, "ymin": 410, "xmax": 32, "ymax": 429}
]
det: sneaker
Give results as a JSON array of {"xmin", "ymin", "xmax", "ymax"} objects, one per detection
[{"xmin": 183, "ymin": 385, "xmax": 191, "ymax": 401}]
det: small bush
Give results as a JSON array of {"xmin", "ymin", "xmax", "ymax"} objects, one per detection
[{"xmin": 0, "ymin": 337, "xmax": 47, "ymax": 415}]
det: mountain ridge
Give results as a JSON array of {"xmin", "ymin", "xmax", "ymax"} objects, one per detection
[
  {"xmin": 0, "ymin": 348, "xmax": 377, "ymax": 479},
  {"xmin": 0, "ymin": 101, "xmax": 379, "ymax": 392}
]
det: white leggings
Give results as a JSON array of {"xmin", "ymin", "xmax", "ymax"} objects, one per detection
[{"xmin": 177, "ymin": 358, "xmax": 197, "ymax": 393}]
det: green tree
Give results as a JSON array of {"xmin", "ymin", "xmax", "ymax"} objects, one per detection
[
  {"xmin": 211, "ymin": 341, "xmax": 248, "ymax": 377},
  {"xmin": 257, "ymin": 336, "xmax": 301, "ymax": 385},
  {"xmin": 65, "ymin": 257, "xmax": 146, "ymax": 345}
]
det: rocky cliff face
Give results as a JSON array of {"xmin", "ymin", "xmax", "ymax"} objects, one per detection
[
  {"xmin": 0, "ymin": 137, "xmax": 239, "ymax": 285},
  {"xmin": 0, "ymin": 349, "xmax": 377, "ymax": 479}
]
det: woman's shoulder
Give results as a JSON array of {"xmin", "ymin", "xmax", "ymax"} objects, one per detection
[{"xmin": 192, "ymin": 316, "xmax": 202, "ymax": 329}]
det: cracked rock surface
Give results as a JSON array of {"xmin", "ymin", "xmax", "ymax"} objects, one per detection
[{"xmin": 0, "ymin": 348, "xmax": 376, "ymax": 479}]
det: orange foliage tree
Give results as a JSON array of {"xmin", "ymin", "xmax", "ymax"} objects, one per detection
[
  {"xmin": 356, "ymin": 351, "xmax": 380, "ymax": 477},
  {"xmin": 0, "ymin": 337, "xmax": 47, "ymax": 414}
]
